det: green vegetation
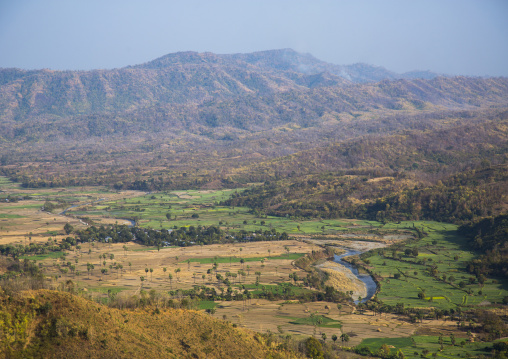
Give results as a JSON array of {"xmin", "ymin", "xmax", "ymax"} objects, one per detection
[
  {"xmin": 357, "ymin": 335, "xmax": 493, "ymax": 359},
  {"xmin": 186, "ymin": 253, "xmax": 305, "ymax": 264},
  {"xmin": 198, "ymin": 300, "xmax": 217, "ymax": 310},
  {"xmin": 19, "ymin": 251, "xmax": 65, "ymax": 261},
  {"xmin": 362, "ymin": 222, "xmax": 508, "ymax": 309},
  {"xmin": 287, "ymin": 315, "xmax": 342, "ymax": 329}
]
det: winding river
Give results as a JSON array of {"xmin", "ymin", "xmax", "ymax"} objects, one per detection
[{"xmin": 334, "ymin": 249, "xmax": 377, "ymax": 303}]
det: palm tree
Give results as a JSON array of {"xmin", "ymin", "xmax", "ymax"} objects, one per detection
[
  {"xmin": 149, "ymin": 268, "xmax": 153, "ymax": 282},
  {"xmin": 128, "ymin": 262, "xmax": 132, "ymax": 273},
  {"xmin": 168, "ymin": 273, "xmax": 173, "ymax": 289},
  {"xmin": 86, "ymin": 263, "xmax": 92, "ymax": 279},
  {"xmin": 340, "ymin": 333, "xmax": 349, "ymax": 344}
]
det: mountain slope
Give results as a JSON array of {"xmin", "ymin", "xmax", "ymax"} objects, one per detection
[{"xmin": 0, "ymin": 49, "xmax": 455, "ymax": 128}]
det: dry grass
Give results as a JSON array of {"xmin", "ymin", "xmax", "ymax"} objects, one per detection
[
  {"xmin": 316, "ymin": 261, "xmax": 366, "ymax": 299},
  {"xmin": 0, "ymin": 289, "xmax": 300, "ymax": 358},
  {"xmin": 32, "ymin": 240, "xmax": 318, "ymax": 299}
]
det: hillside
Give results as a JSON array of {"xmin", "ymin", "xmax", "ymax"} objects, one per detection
[
  {"xmin": 1, "ymin": 49, "xmax": 506, "ymax": 144},
  {"xmin": 0, "ymin": 288, "xmax": 298, "ymax": 359},
  {"xmin": 1, "ymin": 49, "xmax": 508, "ymax": 200}
]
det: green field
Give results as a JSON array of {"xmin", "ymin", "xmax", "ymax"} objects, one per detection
[
  {"xmin": 365, "ymin": 223, "xmax": 508, "ymax": 309},
  {"xmin": 358, "ymin": 335, "xmax": 493, "ymax": 359},
  {"xmin": 69, "ymin": 189, "xmax": 387, "ymax": 236},
  {"xmin": 198, "ymin": 300, "xmax": 217, "ymax": 310},
  {"xmin": 184, "ymin": 253, "xmax": 305, "ymax": 264},
  {"xmin": 20, "ymin": 251, "xmax": 65, "ymax": 261},
  {"xmin": 286, "ymin": 314, "xmax": 342, "ymax": 329},
  {"xmin": 64, "ymin": 188, "xmax": 508, "ymax": 311}
]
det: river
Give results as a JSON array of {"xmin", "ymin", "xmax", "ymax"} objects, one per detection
[{"xmin": 334, "ymin": 249, "xmax": 377, "ymax": 304}]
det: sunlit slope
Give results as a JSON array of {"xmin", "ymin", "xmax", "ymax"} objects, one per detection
[{"xmin": 1, "ymin": 289, "xmax": 299, "ymax": 359}]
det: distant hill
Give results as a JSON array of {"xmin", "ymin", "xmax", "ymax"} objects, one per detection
[
  {"xmin": 0, "ymin": 48, "xmax": 457, "ymax": 133},
  {"xmin": 0, "ymin": 52, "xmax": 507, "ymax": 142}
]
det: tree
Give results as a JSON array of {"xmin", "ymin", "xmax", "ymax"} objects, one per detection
[
  {"xmin": 149, "ymin": 268, "xmax": 153, "ymax": 281},
  {"xmin": 332, "ymin": 334, "xmax": 338, "ymax": 343},
  {"xmin": 64, "ymin": 223, "xmax": 74, "ymax": 235},
  {"xmin": 87, "ymin": 263, "xmax": 94, "ymax": 279},
  {"xmin": 305, "ymin": 337, "xmax": 324, "ymax": 359},
  {"xmin": 140, "ymin": 276, "xmax": 145, "ymax": 289},
  {"xmin": 438, "ymin": 334, "xmax": 444, "ymax": 351},
  {"xmin": 168, "ymin": 273, "xmax": 173, "ymax": 289},
  {"xmin": 340, "ymin": 333, "xmax": 350, "ymax": 344}
]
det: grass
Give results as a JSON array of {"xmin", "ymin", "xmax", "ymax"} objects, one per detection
[
  {"xmin": 20, "ymin": 251, "xmax": 65, "ymax": 261},
  {"xmin": 88, "ymin": 286, "xmax": 127, "ymax": 295},
  {"xmin": 238, "ymin": 283, "xmax": 314, "ymax": 296},
  {"xmin": 357, "ymin": 335, "xmax": 492, "ymax": 359},
  {"xmin": 198, "ymin": 300, "xmax": 217, "ymax": 310},
  {"xmin": 365, "ymin": 224, "xmax": 508, "ymax": 309},
  {"xmin": 0, "ymin": 214, "xmax": 25, "ymax": 218},
  {"xmin": 287, "ymin": 315, "xmax": 342, "ymax": 329},
  {"xmin": 185, "ymin": 253, "xmax": 305, "ymax": 264},
  {"xmin": 67, "ymin": 189, "xmax": 388, "ymax": 236}
]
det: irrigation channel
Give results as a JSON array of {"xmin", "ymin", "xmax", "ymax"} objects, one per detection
[{"xmin": 334, "ymin": 250, "xmax": 377, "ymax": 304}]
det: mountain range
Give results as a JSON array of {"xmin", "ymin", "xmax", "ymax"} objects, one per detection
[{"xmin": 0, "ymin": 49, "xmax": 507, "ymax": 193}]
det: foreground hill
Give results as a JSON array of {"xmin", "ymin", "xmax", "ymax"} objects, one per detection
[{"xmin": 1, "ymin": 289, "xmax": 298, "ymax": 359}]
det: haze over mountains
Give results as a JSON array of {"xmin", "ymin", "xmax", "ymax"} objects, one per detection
[
  {"xmin": 0, "ymin": 49, "xmax": 507, "ymax": 142},
  {"xmin": 0, "ymin": 49, "xmax": 507, "ymax": 195}
]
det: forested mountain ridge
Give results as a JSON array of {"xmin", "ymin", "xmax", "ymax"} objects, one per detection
[
  {"xmin": 1, "ymin": 73, "xmax": 507, "ymax": 143},
  {"xmin": 1, "ymin": 48, "xmax": 507, "ymax": 142},
  {"xmin": 1, "ymin": 50, "xmax": 507, "ymax": 212}
]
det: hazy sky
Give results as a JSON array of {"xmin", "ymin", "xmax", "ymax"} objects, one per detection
[{"xmin": 1, "ymin": 0, "xmax": 507, "ymax": 76}]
